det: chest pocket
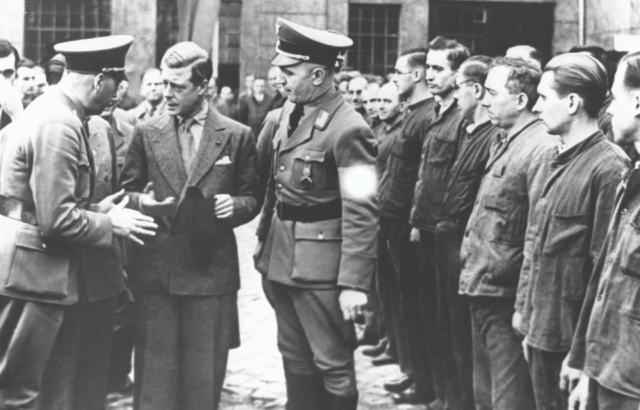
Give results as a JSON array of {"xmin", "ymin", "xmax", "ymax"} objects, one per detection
[
  {"xmin": 427, "ymin": 132, "xmax": 457, "ymax": 168},
  {"xmin": 544, "ymin": 214, "xmax": 591, "ymax": 257},
  {"xmin": 484, "ymin": 178, "xmax": 528, "ymax": 245},
  {"xmin": 75, "ymin": 154, "xmax": 92, "ymax": 200},
  {"xmin": 619, "ymin": 212, "xmax": 640, "ymax": 280},
  {"xmin": 291, "ymin": 149, "xmax": 327, "ymax": 191}
]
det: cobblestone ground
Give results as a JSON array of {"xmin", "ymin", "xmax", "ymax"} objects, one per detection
[{"xmin": 107, "ymin": 218, "xmax": 424, "ymax": 410}]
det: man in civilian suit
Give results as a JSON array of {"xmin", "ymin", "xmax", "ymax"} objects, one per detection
[
  {"xmin": 119, "ymin": 41, "xmax": 259, "ymax": 410},
  {"xmin": 0, "ymin": 39, "xmax": 23, "ymax": 131}
]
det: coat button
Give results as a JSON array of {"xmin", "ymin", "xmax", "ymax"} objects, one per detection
[
  {"xmin": 621, "ymin": 208, "xmax": 628, "ymax": 215},
  {"xmin": 280, "ymin": 165, "xmax": 285, "ymax": 172},
  {"xmin": 216, "ymin": 140, "xmax": 222, "ymax": 145},
  {"xmin": 318, "ymin": 233, "xmax": 324, "ymax": 240},
  {"xmin": 305, "ymin": 155, "xmax": 310, "ymax": 161},
  {"xmin": 42, "ymin": 243, "xmax": 47, "ymax": 249}
]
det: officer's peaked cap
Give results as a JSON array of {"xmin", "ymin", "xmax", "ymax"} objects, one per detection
[
  {"xmin": 54, "ymin": 35, "xmax": 133, "ymax": 81},
  {"xmin": 272, "ymin": 18, "xmax": 352, "ymax": 67}
]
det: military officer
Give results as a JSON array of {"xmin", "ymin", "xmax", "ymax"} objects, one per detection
[
  {"xmin": 0, "ymin": 36, "xmax": 157, "ymax": 410},
  {"xmin": 254, "ymin": 18, "xmax": 378, "ymax": 410}
]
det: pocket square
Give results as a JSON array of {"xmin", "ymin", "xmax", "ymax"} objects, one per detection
[{"xmin": 216, "ymin": 155, "xmax": 232, "ymax": 165}]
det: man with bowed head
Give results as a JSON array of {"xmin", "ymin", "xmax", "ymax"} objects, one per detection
[
  {"xmin": 254, "ymin": 17, "xmax": 378, "ymax": 410},
  {"xmin": 0, "ymin": 35, "xmax": 157, "ymax": 409},
  {"xmin": 119, "ymin": 41, "xmax": 259, "ymax": 410}
]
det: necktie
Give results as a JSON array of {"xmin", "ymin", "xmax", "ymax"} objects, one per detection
[
  {"xmin": 288, "ymin": 104, "xmax": 304, "ymax": 137},
  {"xmin": 180, "ymin": 118, "xmax": 196, "ymax": 173}
]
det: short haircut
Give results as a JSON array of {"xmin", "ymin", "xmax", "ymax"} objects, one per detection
[
  {"xmin": 543, "ymin": 53, "xmax": 608, "ymax": 118},
  {"xmin": 569, "ymin": 45, "xmax": 611, "ymax": 82},
  {"xmin": 460, "ymin": 55, "xmax": 493, "ymax": 85},
  {"xmin": 252, "ymin": 76, "xmax": 266, "ymax": 84},
  {"xmin": 140, "ymin": 67, "xmax": 161, "ymax": 82},
  {"xmin": 491, "ymin": 57, "xmax": 541, "ymax": 110},
  {"xmin": 620, "ymin": 52, "xmax": 640, "ymax": 90},
  {"xmin": 427, "ymin": 37, "xmax": 470, "ymax": 70},
  {"xmin": 0, "ymin": 39, "xmax": 20, "ymax": 68},
  {"xmin": 400, "ymin": 47, "xmax": 428, "ymax": 69},
  {"xmin": 17, "ymin": 58, "xmax": 36, "ymax": 70},
  {"xmin": 507, "ymin": 45, "xmax": 542, "ymax": 66},
  {"xmin": 161, "ymin": 42, "xmax": 212, "ymax": 86}
]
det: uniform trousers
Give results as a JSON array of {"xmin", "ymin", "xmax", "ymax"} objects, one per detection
[
  {"xmin": 0, "ymin": 294, "xmax": 117, "ymax": 410},
  {"xmin": 528, "ymin": 346, "xmax": 568, "ymax": 410},
  {"xmin": 469, "ymin": 296, "xmax": 535, "ymax": 410},
  {"xmin": 376, "ymin": 223, "xmax": 410, "ymax": 372},
  {"xmin": 133, "ymin": 291, "xmax": 238, "ymax": 410},
  {"xmin": 433, "ymin": 221, "xmax": 475, "ymax": 410},
  {"xmin": 587, "ymin": 379, "xmax": 640, "ymax": 410},
  {"xmin": 262, "ymin": 279, "xmax": 357, "ymax": 397},
  {"xmin": 419, "ymin": 230, "xmax": 458, "ymax": 406},
  {"xmin": 381, "ymin": 218, "xmax": 434, "ymax": 400}
]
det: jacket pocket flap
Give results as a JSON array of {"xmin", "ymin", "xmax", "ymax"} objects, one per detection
[
  {"xmin": 294, "ymin": 149, "xmax": 326, "ymax": 163},
  {"xmin": 294, "ymin": 218, "xmax": 342, "ymax": 241},
  {"xmin": 484, "ymin": 195, "xmax": 508, "ymax": 212}
]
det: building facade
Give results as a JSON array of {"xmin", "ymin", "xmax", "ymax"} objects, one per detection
[{"xmin": 1, "ymin": 0, "xmax": 639, "ymax": 97}]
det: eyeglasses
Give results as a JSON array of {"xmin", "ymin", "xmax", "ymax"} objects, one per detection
[
  {"xmin": 1, "ymin": 69, "xmax": 15, "ymax": 79},
  {"xmin": 453, "ymin": 79, "xmax": 476, "ymax": 91},
  {"xmin": 393, "ymin": 69, "xmax": 412, "ymax": 76}
]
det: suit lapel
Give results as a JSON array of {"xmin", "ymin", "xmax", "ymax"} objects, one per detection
[
  {"xmin": 148, "ymin": 115, "xmax": 188, "ymax": 195},
  {"xmin": 184, "ymin": 108, "xmax": 229, "ymax": 189}
]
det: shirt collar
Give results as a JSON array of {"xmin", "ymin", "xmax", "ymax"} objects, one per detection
[
  {"xmin": 384, "ymin": 111, "xmax": 403, "ymax": 132},
  {"xmin": 407, "ymin": 96, "xmax": 434, "ymax": 113},
  {"xmin": 178, "ymin": 100, "xmax": 208, "ymax": 126}
]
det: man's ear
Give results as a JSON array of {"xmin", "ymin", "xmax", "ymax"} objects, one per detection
[
  {"xmin": 412, "ymin": 67, "xmax": 424, "ymax": 84},
  {"xmin": 567, "ymin": 93, "xmax": 581, "ymax": 115},
  {"xmin": 516, "ymin": 93, "xmax": 529, "ymax": 111},
  {"xmin": 197, "ymin": 79, "xmax": 208, "ymax": 96},
  {"xmin": 633, "ymin": 93, "xmax": 640, "ymax": 117},
  {"xmin": 473, "ymin": 83, "xmax": 484, "ymax": 100},
  {"xmin": 93, "ymin": 73, "xmax": 105, "ymax": 92},
  {"xmin": 311, "ymin": 67, "xmax": 327, "ymax": 86}
]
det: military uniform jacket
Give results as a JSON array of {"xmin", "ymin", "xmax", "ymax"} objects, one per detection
[
  {"xmin": 0, "ymin": 88, "xmax": 118, "ymax": 305},
  {"xmin": 256, "ymin": 89, "xmax": 378, "ymax": 292},
  {"xmin": 119, "ymin": 108, "xmax": 259, "ymax": 296}
]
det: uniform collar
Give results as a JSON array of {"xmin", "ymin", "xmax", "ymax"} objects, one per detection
[
  {"xmin": 57, "ymin": 87, "xmax": 86, "ymax": 121},
  {"xmin": 554, "ymin": 130, "xmax": 603, "ymax": 164},
  {"xmin": 407, "ymin": 96, "xmax": 434, "ymax": 113}
]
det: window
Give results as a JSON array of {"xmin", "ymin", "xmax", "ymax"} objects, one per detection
[
  {"xmin": 348, "ymin": 4, "xmax": 401, "ymax": 76},
  {"xmin": 430, "ymin": 1, "xmax": 554, "ymax": 60},
  {"xmin": 219, "ymin": 0, "xmax": 242, "ymax": 65},
  {"xmin": 24, "ymin": 0, "xmax": 111, "ymax": 63}
]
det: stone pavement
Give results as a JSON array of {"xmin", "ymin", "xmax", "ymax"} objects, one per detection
[{"xmin": 108, "ymin": 218, "xmax": 425, "ymax": 410}]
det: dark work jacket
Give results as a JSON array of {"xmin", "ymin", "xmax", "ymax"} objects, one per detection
[
  {"xmin": 378, "ymin": 97, "xmax": 437, "ymax": 221},
  {"xmin": 374, "ymin": 112, "xmax": 403, "ymax": 181},
  {"xmin": 239, "ymin": 94, "xmax": 275, "ymax": 139},
  {"xmin": 517, "ymin": 131, "xmax": 628, "ymax": 352},
  {"xmin": 410, "ymin": 100, "xmax": 468, "ymax": 232},
  {"xmin": 459, "ymin": 119, "xmax": 560, "ymax": 298},
  {"xmin": 567, "ymin": 163, "xmax": 640, "ymax": 399},
  {"xmin": 441, "ymin": 120, "xmax": 501, "ymax": 228}
]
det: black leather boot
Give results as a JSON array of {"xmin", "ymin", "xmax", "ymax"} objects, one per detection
[
  {"xmin": 325, "ymin": 391, "xmax": 359, "ymax": 410},
  {"xmin": 284, "ymin": 368, "xmax": 327, "ymax": 410}
]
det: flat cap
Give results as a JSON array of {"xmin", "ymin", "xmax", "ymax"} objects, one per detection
[
  {"xmin": 272, "ymin": 18, "xmax": 352, "ymax": 67},
  {"xmin": 54, "ymin": 35, "xmax": 133, "ymax": 80}
]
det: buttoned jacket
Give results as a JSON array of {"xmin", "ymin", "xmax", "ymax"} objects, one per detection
[
  {"xmin": 255, "ymin": 89, "xmax": 378, "ymax": 292},
  {"xmin": 119, "ymin": 107, "xmax": 259, "ymax": 295},
  {"xmin": 459, "ymin": 119, "xmax": 560, "ymax": 298},
  {"xmin": 0, "ymin": 88, "xmax": 117, "ymax": 305}
]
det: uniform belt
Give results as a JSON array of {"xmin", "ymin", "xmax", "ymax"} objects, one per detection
[
  {"xmin": 0, "ymin": 195, "xmax": 38, "ymax": 225},
  {"xmin": 276, "ymin": 199, "xmax": 342, "ymax": 223}
]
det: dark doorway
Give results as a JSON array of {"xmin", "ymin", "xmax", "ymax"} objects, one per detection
[{"xmin": 429, "ymin": 1, "xmax": 554, "ymax": 63}]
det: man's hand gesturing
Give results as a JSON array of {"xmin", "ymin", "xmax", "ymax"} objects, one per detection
[
  {"xmin": 140, "ymin": 182, "xmax": 177, "ymax": 216},
  {"xmin": 108, "ymin": 195, "xmax": 158, "ymax": 245}
]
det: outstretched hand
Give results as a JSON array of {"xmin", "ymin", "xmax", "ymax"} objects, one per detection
[
  {"xmin": 140, "ymin": 182, "xmax": 177, "ymax": 216},
  {"xmin": 108, "ymin": 195, "xmax": 158, "ymax": 245}
]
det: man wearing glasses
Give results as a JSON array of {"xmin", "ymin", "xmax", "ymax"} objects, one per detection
[
  {"xmin": 378, "ymin": 48, "xmax": 436, "ymax": 405},
  {"xmin": 0, "ymin": 39, "xmax": 23, "ymax": 131}
]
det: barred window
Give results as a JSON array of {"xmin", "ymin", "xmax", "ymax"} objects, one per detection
[
  {"xmin": 156, "ymin": 0, "xmax": 179, "ymax": 67},
  {"xmin": 219, "ymin": 0, "xmax": 242, "ymax": 65},
  {"xmin": 24, "ymin": 0, "xmax": 111, "ymax": 63},
  {"xmin": 348, "ymin": 4, "xmax": 401, "ymax": 76}
]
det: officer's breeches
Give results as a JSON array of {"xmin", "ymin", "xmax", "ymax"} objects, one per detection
[{"xmin": 262, "ymin": 278, "xmax": 357, "ymax": 397}]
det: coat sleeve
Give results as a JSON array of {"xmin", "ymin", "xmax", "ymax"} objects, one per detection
[
  {"xmin": 30, "ymin": 120, "xmax": 113, "ymax": 246},
  {"xmin": 118, "ymin": 124, "xmax": 148, "ymax": 212},
  {"xmin": 334, "ymin": 124, "xmax": 379, "ymax": 292},
  {"xmin": 227, "ymin": 128, "xmax": 260, "ymax": 228}
]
